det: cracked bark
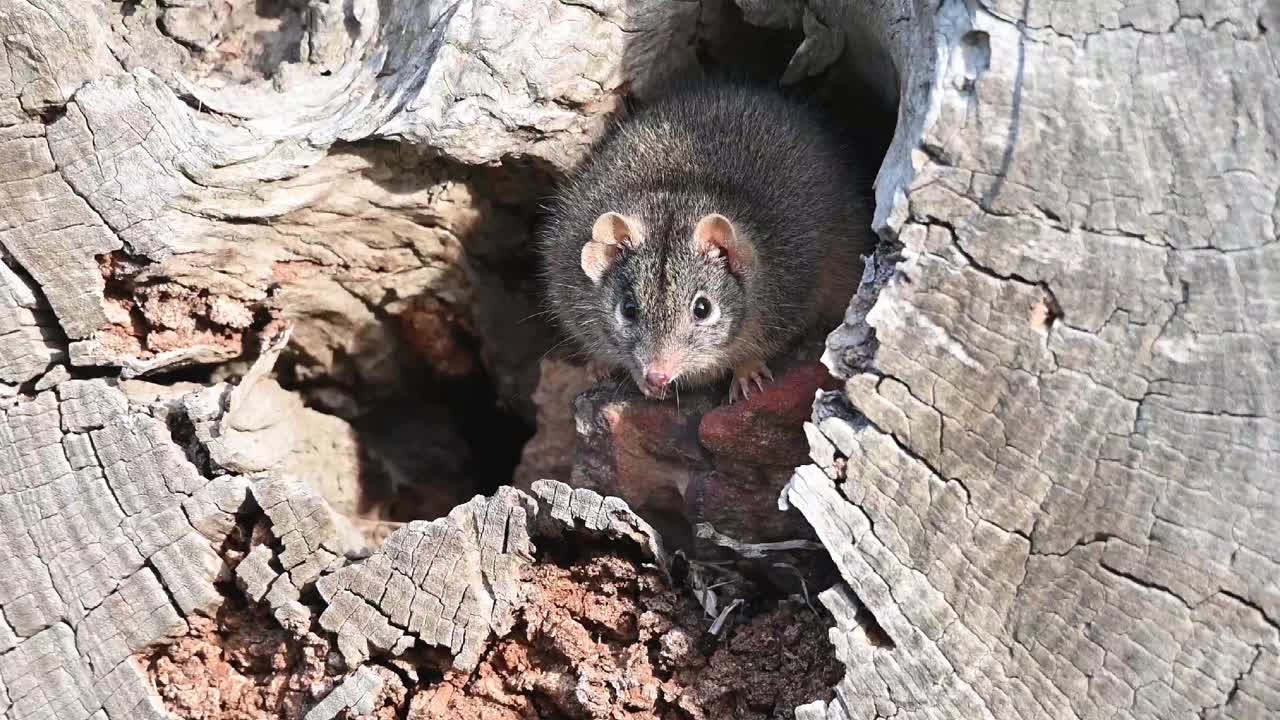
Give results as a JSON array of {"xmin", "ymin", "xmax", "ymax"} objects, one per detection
[
  {"xmin": 1, "ymin": 0, "xmax": 1276, "ymax": 719},
  {"xmin": 789, "ymin": 1, "xmax": 1279, "ymax": 719}
]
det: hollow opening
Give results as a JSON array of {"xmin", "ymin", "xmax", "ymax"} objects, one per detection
[
  {"xmin": 256, "ymin": 143, "xmax": 560, "ymax": 526},
  {"xmin": 291, "ymin": 0, "xmax": 901, "ymax": 532},
  {"xmin": 117, "ymin": 3, "xmax": 908, "ymax": 716},
  {"xmin": 343, "ymin": 368, "xmax": 537, "ymax": 524},
  {"xmin": 142, "ymin": 0, "xmax": 902, "ymax": 543}
]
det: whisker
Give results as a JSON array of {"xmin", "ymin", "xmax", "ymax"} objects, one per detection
[
  {"xmin": 539, "ymin": 336, "xmax": 579, "ymax": 362},
  {"xmin": 608, "ymin": 373, "xmax": 630, "ymax": 403},
  {"xmin": 518, "ymin": 308, "xmax": 557, "ymax": 324}
]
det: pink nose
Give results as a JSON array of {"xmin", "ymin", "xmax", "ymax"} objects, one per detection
[{"xmin": 644, "ymin": 370, "xmax": 671, "ymax": 391}]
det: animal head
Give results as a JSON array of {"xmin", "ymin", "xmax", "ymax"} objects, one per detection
[{"xmin": 580, "ymin": 210, "xmax": 755, "ymax": 397}]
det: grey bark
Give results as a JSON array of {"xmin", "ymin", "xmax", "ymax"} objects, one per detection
[
  {"xmin": 788, "ymin": 1, "xmax": 1280, "ymax": 719},
  {"xmin": 1, "ymin": 1, "xmax": 1276, "ymax": 720}
]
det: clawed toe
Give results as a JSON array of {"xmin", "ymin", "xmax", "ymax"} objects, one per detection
[
  {"xmin": 728, "ymin": 363, "xmax": 774, "ymax": 404},
  {"xmin": 585, "ymin": 360, "xmax": 614, "ymax": 383}
]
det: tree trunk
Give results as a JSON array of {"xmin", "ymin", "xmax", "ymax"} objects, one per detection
[
  {"xmin": 1, "ymin": 1, "xmax": 1276, "ymax": 719},
  {"xmin": 789, "ymin": 1, "xmax": 1279, "ymax": 718}
]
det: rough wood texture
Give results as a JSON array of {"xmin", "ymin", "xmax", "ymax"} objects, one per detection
[
  {"xmin": 311, "ymin": 479, "xmax": 665, "ymax": 673},
  {"xmin": 316, "ymin": 485, "xmax": 536, "ymax": 671},
  {"xmin": 0, "ymin": 371, "xmax": 665, "ymax": 719},
  {"xmin": 0, "ymin": 380, "xmax": 248, "ymax": 719},
  {"xmin": 302, "ymin": 666, "xmax": 382, "ymax": 720},
  {"xmin": 2, "ymin": 0, "xmax": 1276, "ymax": 719},
  {"xmin": 787, "ymin": 1, "xmax": 1280, "ymax": 718},
  {"xmin": 0, "ymin": 1, "xmax": 691, "ymax": 717},
  {"xmin": 2, "ymin": 0, "xmax": 700, "ymax": 420}
]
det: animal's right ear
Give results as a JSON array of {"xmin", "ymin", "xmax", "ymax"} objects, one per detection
[
  {"xmin": 581, "ymin": 212, "xmax": 643, "ymax": 284},
  {"xmin": 693, "ymin": 213, "xmax": 753, "ymax": 275}
]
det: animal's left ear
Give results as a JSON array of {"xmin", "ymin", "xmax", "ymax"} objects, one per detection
[{"xmin": 693, "ymin": 213, "xmax": 754, "ymax": 275}]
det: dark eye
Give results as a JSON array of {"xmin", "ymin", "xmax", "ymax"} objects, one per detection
[
  {"xmin": 692, "ymin": 296, "xmax": 713, "ymax": 321},
  {"xmin": 619, "ymin": 299, "xmax": 640, "ymax": 322}
]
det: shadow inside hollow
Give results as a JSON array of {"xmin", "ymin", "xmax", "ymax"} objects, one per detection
[
  {"xmin": 268, "ymin": 143, "xmax": 561, "ymax": 523},
  {"xmin": 250, "ymin": 0, "xmax": 309, "ymax": 76}
]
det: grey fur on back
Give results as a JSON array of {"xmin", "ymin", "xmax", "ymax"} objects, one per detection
[{"xmin": 538, "ymin": 76, "xmax": 870, "ymax": 383}]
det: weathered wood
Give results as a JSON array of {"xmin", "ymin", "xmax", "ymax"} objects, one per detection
[
  {"xmin": 786, "ymin": 1, "xmax": 1280, "ymax": 718},
  {"xmin": 0, "ymin": 379, "xmax": 247, "ymax": 719},
  {"xmin": 1, "ymin": 0, "xmax": 1276, "ymax": 719},
  {"xmin": 1, "ymin": 1, "xmax": 692, "ymax": 717},
  {"xmin": 0, "ymin": 257, "xmax": 59, "ymax": 396},
  {"xmin": 315, "ymin": 485, "xmax": 535, "ymax": 670},
  {"xmin": 310, "ymin": 478, "xmax": 667, "ymax": 672},
  {"xmin": 0, "ymin": 371, "xmax": 668, "ymax": 718},
  {"xmin": 303, "ymin": 666, "xmax": 382, "ymax": 720}
]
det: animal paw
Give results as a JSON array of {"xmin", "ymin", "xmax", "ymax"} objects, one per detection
[
  {"xmin": 585, "ymin": 359, "xmax": 615, "ymax": 383},
  {"xmin": 728, "ymin": 360, "xmax": 774, "ymax": 403}
]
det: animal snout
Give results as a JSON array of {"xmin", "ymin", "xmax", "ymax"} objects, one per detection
[{"xmin": 644, "ymin": 370, "xmax": 672, "ymax": 393}]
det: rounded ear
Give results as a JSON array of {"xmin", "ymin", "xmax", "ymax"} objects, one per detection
[
  {"xmin": 582, "ymin": 212, "xmax": 644, "ymax": 284},
  {"xmin": 693, "ymin": 213, "xmax": 753, "ymax": 274}
]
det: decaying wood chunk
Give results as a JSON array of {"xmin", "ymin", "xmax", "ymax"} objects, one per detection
[
  {"xmin": 302, "ymin": 666, "xmax": 382, "ymax": 720},
  {"xmin": 315, "ymin": 486, "xmax": 536, "ymax": 670},
  {"xmin": 0, "ymin": 373, "xmax": 671, "ymax": 718}
]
